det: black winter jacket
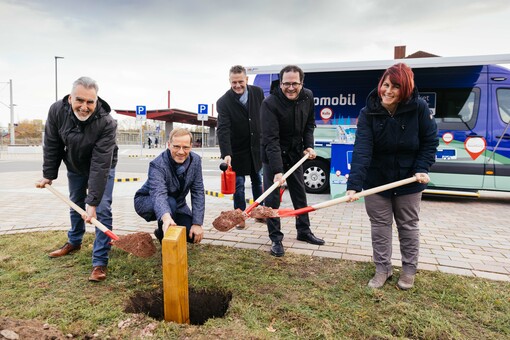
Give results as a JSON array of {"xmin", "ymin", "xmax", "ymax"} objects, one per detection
[
  {"xmin": 217, "ymin": 85, "xmax": 264, "ymax": 175},
  {"xmin": 43, "ymin": 95, "xmax": 118, "ymax": 206},
  {"xmin": 346, "ymin": 88, "xmax": 438, "ymax": 196},
  {"xmin": 260, "ymin": 87, "xmax": 315, "ymax": 174}
]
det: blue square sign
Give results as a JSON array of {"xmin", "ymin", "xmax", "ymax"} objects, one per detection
[
  {"xmin": 136, "ymin": 105, "xmax": 146, "ymax": 121},
  {"xmin": 198, "ymin": 104, "xmax": 208, "ymax": 114},
  {"xmin": 136, "ymin": 105, "xmax": 146, "ymax": 115}
]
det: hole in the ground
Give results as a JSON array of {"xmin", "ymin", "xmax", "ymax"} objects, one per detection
[{"xmin": 124, "ymin": 288, "xmax": 232, "ymax": 325}]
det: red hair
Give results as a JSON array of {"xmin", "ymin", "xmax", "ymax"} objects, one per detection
[{"xmin": 377, "ymin": 63, "xmax": 415, "ymax": 103}]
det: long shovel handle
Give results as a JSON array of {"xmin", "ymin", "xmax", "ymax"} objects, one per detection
[
  {"xmin": 279, "ymin": 177, "xmax": 418, "ymax": 217},
  {"xmin": 44, "ymin": 184, "xmax": 119, "ymax": 240},
  {"xmin": 245, "ymin": 153, "xmax": 310, "ymax": 215},
  {"xmin": 313, "ymin": 176, "xmax": 418, "ymax": 210}
]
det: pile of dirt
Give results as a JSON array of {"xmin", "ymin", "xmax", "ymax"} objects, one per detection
[
  {"xmin": 0, "ymin": 317, "xmax": 66, "ymax": 339},
  {"xmin": 212, "ymin": 209, "xmax": 245, "ymax": 232},
  {"xmin": 112, "ymin": 232, "xmax": 157, "ymax": 258},
  {"xmin": 249, "ymin": 206, "xmax": 279, "ymax": 219}
]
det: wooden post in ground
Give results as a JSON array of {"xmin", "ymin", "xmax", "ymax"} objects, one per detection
[{"xmin": 162, "ymin": 226, "xmax": 190, "ymax": 324}]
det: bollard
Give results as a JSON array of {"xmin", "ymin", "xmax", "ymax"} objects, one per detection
[{"xmin": 162, "ymin": 226, "xmax": 190, "ymax": 324}]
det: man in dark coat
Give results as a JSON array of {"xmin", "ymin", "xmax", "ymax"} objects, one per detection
[
  {"xmin": 36, "ymin": 76, "xmax": 118, "ymax": 282},
  {"xmin": 260, "ymin": 65, "xmax": 325, "ymax": 257},
  {"xmin": 134, "ymin": 128, "xmax": 204, "ymax": 244},
  {"xmin": 217, "ymin": 65, "xmax": 265, "ymax": 229}
]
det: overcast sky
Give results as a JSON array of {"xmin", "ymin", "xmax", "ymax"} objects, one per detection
[{"xmin": 1, "ymin": 0, "xmax": 510, "ymax": 128}]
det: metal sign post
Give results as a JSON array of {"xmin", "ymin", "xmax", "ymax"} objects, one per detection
[
  {"xmin": 197, "ymin": 104, "xmax": 209, "ymax": 157},
  {"xmin": 136, "ymin": 106, "xmax": 146, "ymax": 157}
]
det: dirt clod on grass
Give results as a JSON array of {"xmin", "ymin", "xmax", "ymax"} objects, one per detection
[
  {"xmin": 112, "ymin": 232, "xmax": 157, "ymax": 258},
  {"xmin": 0, "ymin": 317, "xmax": 66, "ymax": 340},
  {"xmin": 212, "ymin": 209, "xmax": 245, "ymax": 232}
]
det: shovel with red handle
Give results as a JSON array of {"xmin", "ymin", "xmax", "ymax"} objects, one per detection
[
  {"xmin": 212, "ymin": 153, "xmax": 310, "ymax": 231},
  {"xmin": 44, "ymin": 184, "xmax": 157, "ymax": 258},
  {"xmin": 244, "ymin": 153, "xmax": 310, "ymax": 216},
  {"xmin": 276, "ymin": 177, "xmax": 418, "ymax": 218},
  {"xmin": 45, "ymin": 184, "xmax": 120, "ymax": 240}
]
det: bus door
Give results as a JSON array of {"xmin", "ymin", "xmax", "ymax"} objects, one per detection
[
  {"xmin": 429, "ymin": 87, "xmax": 486, "ymax": 190},
  {"xmin": 488, "ymin": 86, "xmax": 510, "ymax": 190}
]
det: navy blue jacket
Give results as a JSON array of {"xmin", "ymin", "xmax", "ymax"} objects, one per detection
[
  {"xmin": 346, "ymin": 88, "xmax": 438, "ymax": 196},
  {"xmin": 134, "ymin": 150, "xmax": 205, "ymax": 226}
]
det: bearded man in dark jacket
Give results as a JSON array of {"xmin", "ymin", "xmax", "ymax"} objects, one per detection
[
  {"xmin": 36, "ymin": 76, "xmax": 118, "ymax": 282},
  {"xmin": 217, "ymin": 65, "xmax": 265, "ymax": 229},
  {"xmin": 260, "ymin": 65, "xmax": 325, "ymax": 257}
]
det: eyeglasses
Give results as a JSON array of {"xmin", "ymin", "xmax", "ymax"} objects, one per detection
[
  {"xmin": 281, "ymin": 82, "xmax": 302, "ymax": 88},
  {"xmin": 171, "ymin": 145, "xmax": 191, "ymax": 151}
]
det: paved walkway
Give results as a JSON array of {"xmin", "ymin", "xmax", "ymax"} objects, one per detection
[{"xmin": 1, "ymin": 149, "xmax": 509, "ymax": 282}]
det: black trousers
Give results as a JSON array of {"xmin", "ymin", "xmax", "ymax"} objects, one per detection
[{"xmin": 263, "ymin": 160, "xmax": 311, "ymax": 242}]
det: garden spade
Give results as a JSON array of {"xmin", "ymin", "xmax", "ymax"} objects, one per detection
[
  {"xmin": 212, "ymin": 153, "xmax": 310, "ymax": 231},
  {"xmin": 45, "ymin": 184, "xmax": 156, "ymax": 258}
]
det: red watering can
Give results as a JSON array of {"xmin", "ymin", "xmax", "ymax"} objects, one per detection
[{"xmin": 219, "ymin": 163, "xmax": 236, "ymax": 194}]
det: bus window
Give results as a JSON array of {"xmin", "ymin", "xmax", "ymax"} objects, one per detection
[
  {"xmin": 458, "ymin": 92, "xmax": 475, "ymax": 122},
  {"xmin": 422, "ymin": 88, "xmax": 480, "ymax": 131},
  {"xmin": 497, "ymin": 88, "xmax": 510, "ymax": 124}
]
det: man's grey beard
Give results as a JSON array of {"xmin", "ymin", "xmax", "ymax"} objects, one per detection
[{"xmin": 73, "ymin": 110, "xmax": 92, "ymax": 121}]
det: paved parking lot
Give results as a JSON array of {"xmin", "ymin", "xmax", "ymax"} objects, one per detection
[{"xmin": 1, "ymin": 146, "xmax": 509, "ymax": 282}]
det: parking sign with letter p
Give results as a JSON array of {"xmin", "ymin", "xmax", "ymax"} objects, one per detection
[
  {"xmin": 136, "ymin": 105, "xmax": 146, "ymax": 121},
  {"xmin": 198, "ymin": 104, "xmax": 208, "ymax": 114}
]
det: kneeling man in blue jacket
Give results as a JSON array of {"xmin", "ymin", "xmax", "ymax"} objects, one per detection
[{"xmin": 134, "ymin": 128, "xmax": 204, "ymax": 244}]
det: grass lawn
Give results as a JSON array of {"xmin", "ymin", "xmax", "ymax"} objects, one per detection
[{"xmin": 0, "ymin": 231, "xmax": 509, "ymax": 339}]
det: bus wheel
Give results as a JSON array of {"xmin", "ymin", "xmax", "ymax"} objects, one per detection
[{"xmin": 303, "ymin": 159, "xmax": 330, "ymax": 194}]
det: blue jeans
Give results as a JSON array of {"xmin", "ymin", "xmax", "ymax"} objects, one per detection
[
  {"xmin": 67, "ymin": 168, "xmax": 115, "ymax": 267},
  {"xmin": 233, "ymin": 168, "xmax": 263, "ymax": 210}
]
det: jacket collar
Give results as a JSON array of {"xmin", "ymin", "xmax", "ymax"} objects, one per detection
[{"xmin": 275, "ymin": 86, "xmax": 307, "ymax": 105}]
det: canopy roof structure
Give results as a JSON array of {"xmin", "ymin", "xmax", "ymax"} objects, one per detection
[{"xmin": 114, "ymin": 108, "xmax": 217, "ymax": 128}]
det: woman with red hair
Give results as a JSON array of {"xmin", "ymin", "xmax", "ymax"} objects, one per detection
[{"xmin": 346, "ymin": 63, "xmax": 438, "ymax": 290}]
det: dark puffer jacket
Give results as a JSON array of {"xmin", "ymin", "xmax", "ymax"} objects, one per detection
[
  {"xmin": 260, "ymin": 86, "xmax": 315, "ymax": 174},
  {"xmin": 43, "ymin": 95, "xmax": 118, "ymax": 206},
  {"xmin": 346, "ymin": 88, "xmax": 438, "ymax": 196}
]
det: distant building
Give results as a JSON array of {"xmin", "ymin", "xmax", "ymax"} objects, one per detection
[{"xmin": 394, "ymin": 45, "xmax": 440, "ymax": 59}]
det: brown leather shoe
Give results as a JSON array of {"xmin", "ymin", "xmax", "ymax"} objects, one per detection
[
  {"xmin": 48, "ymin": 243, "xmax": 81, "ymax": 258},
  {"xmin": 235, "ymin": 220, "xmax": 246, "ymax": 230},
  {"xmin": 89, "ymin": 266, "xmax": 107, "ymax": 282}
]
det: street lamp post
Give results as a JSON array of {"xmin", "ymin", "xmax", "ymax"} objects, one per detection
[
  {"xmin": 54, "ymin": 56, "xmax": 64, "ymax": 101},
  {"xmin": 0, "ymin": 79, "xmax": 15, "ymax": 145}
]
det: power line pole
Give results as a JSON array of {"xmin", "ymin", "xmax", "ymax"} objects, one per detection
[
  {"xmin": 9, "ymin": 79, "xmax": 14, "ymax": 145},
  {"xmin": 55, "ymin": 56, "xmax": 64, "ymax": 101}
]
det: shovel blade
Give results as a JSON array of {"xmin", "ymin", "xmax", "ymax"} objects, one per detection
[
  {"xmin": 112, "ymin": 232, "xmax": 157, "ymax": 258},
  {"xmin": 212, "ymin": 209, "xmax": 245, "ymax": 232}
]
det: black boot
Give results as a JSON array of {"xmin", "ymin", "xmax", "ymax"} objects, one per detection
[
  {"xmin": 154, "ymin": 220, "xmax": 163, "ymax": 244},
  {"xmin": 270, "ymin": 241, "xmax": 285, "ymax": 257}
]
